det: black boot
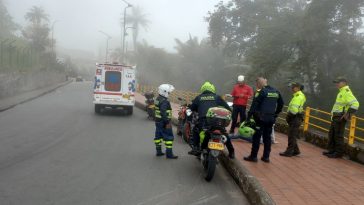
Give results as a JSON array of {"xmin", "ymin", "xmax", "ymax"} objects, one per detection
[
  {"xmin": 243, "ymin": 155, "xmax": 258, "ymax": 162},
  {"xmin": 322, "ymin": 150, "xmax": 334, "ymax": 156},
  {"xmin": 279, "ymin": 151, "xmax": 293, "ymax": 157},
  {"xmin": 156, "ymin": 146, "xmax": 165, "ymax": 157},
  {"xmin": 166, "ymin": 148, "xmax": 178, "ymax": 159},
  {"xmin": 188, "ymin": 146, "xmax": 201, "ymax": 156},
  {"xmin": 228, "ymin": 151, "xmax": 235, "ymax": 159}
]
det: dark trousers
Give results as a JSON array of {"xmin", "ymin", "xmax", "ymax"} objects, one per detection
[
  {"xmin": 251, "ymin": 120, "xmax": 274, "ymax": 159},
  {"xmin": 327, "ymin": 116, "xmax": 347, "ymax": 155},
  {"xmin": 285, "ymin": 114, "xmax": 303, "ymax": 153},
  {"xmin": 230, "ymin": 105, "xmax": 247, "ymax": 133}
]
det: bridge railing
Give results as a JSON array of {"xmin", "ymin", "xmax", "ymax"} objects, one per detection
[{"xmin": 137, "ymin": 84, "xmax": 364, "ymax": 145}]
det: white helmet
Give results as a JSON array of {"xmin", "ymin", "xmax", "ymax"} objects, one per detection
[
  {"xmin": 238, "ymin": 75, "xmax": 245, "ymax": 82},
  {"xmin": 158, "ymin": 84, "xmax": 175, "ymax": 98}
]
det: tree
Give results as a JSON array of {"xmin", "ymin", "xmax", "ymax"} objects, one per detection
[
  {"xmin": 23, "ymin": 6, "xmax": 50, "ymax": 52},
  {"xmin": 207, "ymin": 0, "xmax": 364, "ymax": 109},
  {"xmin": 125, "ymin": 6, "xmax": 150, "ymax": 51},
  {"xmin": 0, "ymin": 0, "xmax": 18, "ymax": 38}
]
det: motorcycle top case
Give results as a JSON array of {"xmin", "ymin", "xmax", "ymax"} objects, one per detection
[{"xmin": 206, "ymin": 107, "xmax": 232, "ymax": 127}]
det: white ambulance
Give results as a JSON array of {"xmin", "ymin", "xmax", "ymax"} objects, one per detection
[{"xmin": 93, "ymin": 63, "xmax": 136, "ymax": 115}]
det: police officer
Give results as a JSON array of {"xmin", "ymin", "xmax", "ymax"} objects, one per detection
[
  {"xmin": 154, "ymin": 84, "xmax": 178, "ymax": 159},
  {"xmin": 280, "ymin": 82, "xmax": 306, "ymax": 157},
  {"xmin": 188, "ymin": 81, "xmax": 235, "ymax": 159},
  {"xmin": 323, "ymin": 77, "xmax": 359, "ymax": 158},
  {"xmin": 244, "ymin": 77, "xmax": 284, "ymax": 163}
]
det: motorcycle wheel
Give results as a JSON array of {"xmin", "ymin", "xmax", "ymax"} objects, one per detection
[
  {"xmin": 182, "ymin": 122, "xmax": 191, "ymax": 143},
  {"xmin": 205, "ymin": 154, "xmax": 217, "ymax": 182}
]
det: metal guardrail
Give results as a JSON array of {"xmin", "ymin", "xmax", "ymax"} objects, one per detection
[{"xmin": 137, "ymin": 84, "xmax": 364, "ymax": 145}]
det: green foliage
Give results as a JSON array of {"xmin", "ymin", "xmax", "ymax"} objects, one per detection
[
  {"xmin": 125, "ymin": 6, "xmax": 150, "ymax": 51},
  {"xmin": 207, "ymin": 0, "xmax": 364, "ymax": 111},
  {"xmin": 0, "ymin": 0, "xmax": 18, "ymax": 38},
  {"xmin": 133, "ymin": 37, "xmax": 249, "ymax": 94},
  {"xmin": 0, "ymin": 3, "xmax": 74, "ymax": 77},
  {"xmin": 23, "ymin": 6, "xmax": 50, "ymax": 52}
]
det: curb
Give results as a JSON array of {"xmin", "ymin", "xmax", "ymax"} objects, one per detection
[
  {"xmin": 0, "ymin": 80, "xmax": 72, "ymax": 112},
  {"xmin": 219, "ymin": 153, "xmax": 276, "ymax": 205},
  {"xmin": 135, "ymin": 93, "xmax": 275, "ymax": 205}
]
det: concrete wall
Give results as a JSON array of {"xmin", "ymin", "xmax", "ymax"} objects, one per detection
[{"xmin": 0, "ymin": 71, "xmax": 66, "ymax": 99}]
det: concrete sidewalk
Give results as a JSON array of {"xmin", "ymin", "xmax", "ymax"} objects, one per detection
[
  {"xmin": 0, "ymin": 81, "xmax": 71, "ymax": 112},
  {"xmin": 136, "ymin": 92, "xmax": 364, "ymax": 205}
]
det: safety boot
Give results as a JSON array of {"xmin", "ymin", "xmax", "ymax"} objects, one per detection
[
  {"xmin": 322, "ymin": 150, "xmax": 334, "ymax": 156},
  {"xmin": 243, "ymin": 155, "xmax": 258, "ymax": 162},
  {"xmin": 188, "ymin": 146, "xmax": 201, "ymax": 156},
  {"xmin": 279, "ymin": 151, "xmax": 293, "ymax": 157},
  {"xmin": 156, "ymin": 146, "xmax": 165, "ymax": 157},
  {"xmin": 166, "ymin": 148, "xmax": 178, "ymax": 159},
  {"xmin": 228, "ymin": 151, "xmax": 235, "ymax": 159}
]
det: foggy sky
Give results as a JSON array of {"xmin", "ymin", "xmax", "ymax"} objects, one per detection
[{"xmin": 5, "ymin": 0, "xmax": 222, "ymax": 55}]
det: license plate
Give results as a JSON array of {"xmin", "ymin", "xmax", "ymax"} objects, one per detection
[
  {"xmin": 148, "ymin": 105, "xmax": 155, "ymax": 108},
  {"xmin": 208, "ymin": 142, "xmax": 224, "ymax": 150}
]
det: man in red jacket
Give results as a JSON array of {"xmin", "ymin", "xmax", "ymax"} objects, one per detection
[{"xmin": 229, "ymin": 75, "xmax": 253, "ymax": 134}]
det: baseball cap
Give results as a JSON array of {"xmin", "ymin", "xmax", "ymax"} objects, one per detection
[{"xmin": 333, "ymin": 77, "xmax": 347, "ymax": 83}]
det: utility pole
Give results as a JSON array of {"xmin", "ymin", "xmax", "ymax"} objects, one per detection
[
  {"xmin": 99, "ymin": 30, "xmax": 112, "ymax": 62},
  {"xmin": 121, "ymin": 0, "xmax": 133, "ymax": 63},
  {"xmin": 51, "ymin": 20, "xmax": 59, "ymax": 56}
]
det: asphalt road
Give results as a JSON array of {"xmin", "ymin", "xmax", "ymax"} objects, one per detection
[{"xmin": 0, "ymin": 82, "xmax": 249, "ymax": 205}]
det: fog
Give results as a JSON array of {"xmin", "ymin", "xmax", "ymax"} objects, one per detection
[{"xmin": 5, "ymin": 0, "xmax": 221, "ymax": 54}]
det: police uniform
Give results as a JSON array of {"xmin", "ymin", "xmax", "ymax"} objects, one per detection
[
  {"xmin": 154, "ymin": 95, "xmax": 177, "ymax": 159},
  {"xmin": 244, "ymin": 85, "xmax": 284, "ymax": 162},
  {"xmin": 324, "ymin": 78, "xmax": 359, "ymax": 158},
  {"xmin": 280, "ymin": 85, "xmax": 306, "ymax": 157}
]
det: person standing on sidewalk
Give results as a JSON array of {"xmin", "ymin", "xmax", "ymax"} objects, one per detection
[
  {"xmin": 154, "ymin": 84, "xmax": 178, "ymax": 159},
  {"xmin": 323, "ymin": 77, "xmax": 359, "ymax": 158},
  {"xmin": 244, "ymin": 77, "xmax": 284, "ymax": 163},
  {"xmin": 229, "ymin": 75, "xmax": 253, "ymax": 134},
  {"xmin": 280, "ymin": 82, "xmax": 306, "ymax": 157}
]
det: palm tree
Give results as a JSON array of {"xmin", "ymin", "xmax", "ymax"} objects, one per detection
[
  {"xmin": 124, "ymin": 6, "xmax": 150, "ymax": 51},
  {"xmin": 23, "ymin": 6, "xmax": 50, "ymax": 52},
  {"xmin": 25, "ymin": 6, "xmax": 49, "ymax": 26}
]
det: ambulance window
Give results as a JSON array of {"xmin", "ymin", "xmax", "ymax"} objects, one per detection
[{"xmin": 105, "ymin": 71, "xmax": 121, "ymax": 91}]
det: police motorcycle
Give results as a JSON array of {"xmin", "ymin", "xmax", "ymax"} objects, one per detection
[
  {"xmin": 177, "ymin": 97, "xmax": 199, "ymax": 144},
  {"xmin": 144, "ymin": 91, "xmax": 155, "ymax": 120},
  {"xmin": 177, "ymin": 97, "xmax": 189, "ymax": 136},
  {"xmin": 200, "ymin": 107, "xmax": 231, "ymax": 182}
]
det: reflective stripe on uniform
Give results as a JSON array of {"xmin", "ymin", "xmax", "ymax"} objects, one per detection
[
  {"xmin": 331, "ymin": 85, "xmax": 359, "ymax": 113},
  {"xmin": 164, "ymin": 141, "xmax": 173, "ymax": 148},
  {"xmin": 287, "ymin": 91, "xmax": 306, "ymax": 114},
  {"xmin": 154, "ymin": 139, "xmax": 163, "ymax": 145}
]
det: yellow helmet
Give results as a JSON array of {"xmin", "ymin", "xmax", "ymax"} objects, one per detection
[{"xmin": 200, "ymin": 81, "xmax": 216, "ymax": 93}]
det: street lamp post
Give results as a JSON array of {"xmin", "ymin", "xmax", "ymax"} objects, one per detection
[
  {"xmin": 51, "ymin": 20, "xmax": 59, "ymax": 55},
  {"xmin": 121, "ymin": 0, "xmax": 133, "ymax": 62},
  {"xmin": 124, "ymin": 26, "xmax": 135, "ymax": 52},
  {"xmin": 99, "ymin": 30, "xmax": 112, "ymax": 62}
]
